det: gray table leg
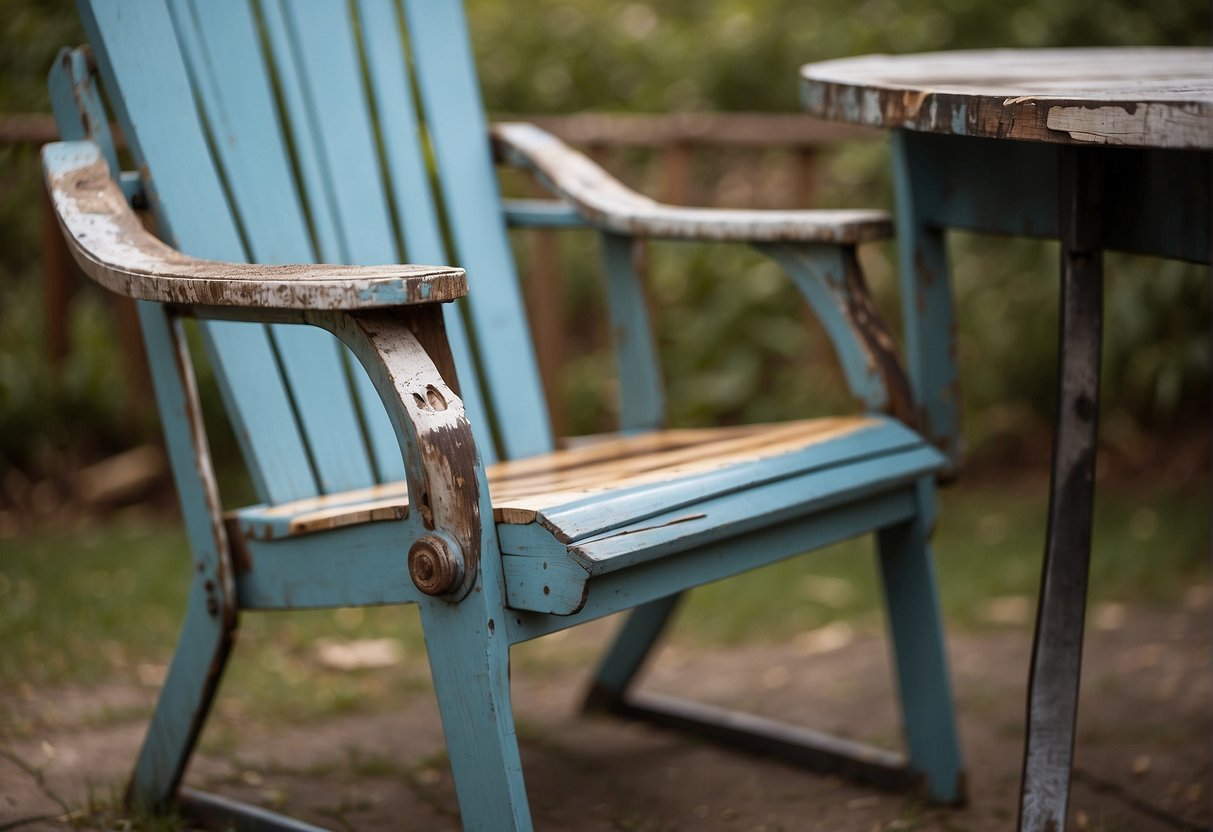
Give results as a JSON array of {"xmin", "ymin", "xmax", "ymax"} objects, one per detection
[{"xmin": 1018, "ymin": 146, "xmax": 1104, "ymax": 831}]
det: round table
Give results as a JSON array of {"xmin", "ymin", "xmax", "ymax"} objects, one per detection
[
  {"xmin": 802, "ymin": 47, "xmax": 1212, "ymax": 150},
  {"xmin": 801, "ymin": 48, "xmax": 1211, "ymax": 831}
]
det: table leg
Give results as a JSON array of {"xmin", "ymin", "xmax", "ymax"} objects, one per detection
[{"xmin": 1018, "ymin": 147, "xmax": 1104, "ymax": 831}]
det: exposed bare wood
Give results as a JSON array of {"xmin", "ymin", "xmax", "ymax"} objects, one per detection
[
  {"xmin": 247, "ymin": 480, "xmax": 410, "ymax": 521},
  {"xmin": 489, "ymin": 419, "xmax": 861, "ymax": 496},
  {"xmin": 834, "ymin": 247, "xmax": 916, "ymax": 427},
  {"xmin": 233, "ymin": 416, "xmax": 875, "ymax": 537},
  {"xmin": 492, "ymin": 123, "xmax": 893, "ymax": 244},
  {"xmin": 319, "ymin": 307, "xmax": 487, "ymax": 600},
  {"xmin": 42, "ymin": 142, "xmax": 467, "ymax": 309},
  {"xmin": 801, "ymin": 48, "xmax": 1213, "ymax": 150}
]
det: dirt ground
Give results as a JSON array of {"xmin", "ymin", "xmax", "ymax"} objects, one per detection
[{"xmin": 2, "ymin": 597, "xmax": 1209, "ymax": 832}]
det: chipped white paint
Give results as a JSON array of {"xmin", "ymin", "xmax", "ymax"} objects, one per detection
[
  {"xmin": 42, "ymin": 141, "xmax": 467, "ymax": 309},
  {"xmin": 1046, "ymin": 103, "xmax": 1211, "ymax": 149},
  {"xmin": 321, "ymin": 308, "xmax": 487, "ymax": 600},
  {"xmin": 492, "ymin": 123, "xmax": 892, "ymax": 244},
  {"xmin": 803, "ymin": 47, "xmax": 1213, "ymax": 150}
]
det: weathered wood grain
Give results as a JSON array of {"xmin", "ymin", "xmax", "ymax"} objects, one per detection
[
  {"xmin": 801, "ymin": 47, "xmax": 1213, "ymax": 150},
  {"xmin": 492, "ymin": 122, "xmax": 893, "ymax": 243},
  {"xmin": 42, "ymin": 142, "xmax": 467, "ymax": 309},
  {"xmin": 232, "ymin": 415, "xmax": 882, "ymax": 539}
]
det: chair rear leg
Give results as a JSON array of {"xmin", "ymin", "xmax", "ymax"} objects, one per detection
[
  {"xmin": 876, "ymin": 504, "xmax": 966, "ymax": 804},
  {"xmin": 583, "ymin": 593, "xmax": 681, "ymax": 712},
  {"xmin": 127, "ymin": 581, "xmax": 236, "ymax": 810},
  {"xmin": 420, "ymin": 599, "xmax": 531, "ymax": 832}
]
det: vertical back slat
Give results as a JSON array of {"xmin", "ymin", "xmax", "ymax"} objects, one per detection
[
  {"xmin": 401, "ymin": 0, "xmax": 554, "ymax": 460},
  {"xmin": 352, "ymin": 0, "xmax": 443, "ymax": 263},
  {"xmin": 263, "ymin": 0, "xmax": 435, "ymax": 482},
  {"xmin": 259, "ymin": 0, "xmax": 408, "ymax": 482},
  {"xmin": 254, "ymin": 0, "xmax": 343, "ymax": 261},
  {"xmin": 171, "ymin": 0, "xmax": 377, "ymax": 494},
  {"xmin": 353, "ymin": 0, "xmax": 496, "ymax": 464},
  {"xmin": 78, "ymin": 0, "xmax": 318, "ymax": 505},
  {"xmin": 252, "ymin": 0, "xmax": 411, "ymax": 483}
]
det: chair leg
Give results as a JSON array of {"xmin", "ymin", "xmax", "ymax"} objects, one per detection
[
  {"xmin": 581, "ymin": 541, "xmax": 938, "ymax": 794},
  {"xmin": 583, "ymin": 593, "xmax": 681, "ymax": 712},
  {"xmin": 127, "ymin": 581, "xmax": 236, "ymax": 810},
  {"xmin": 420, "ymin": 599, "xmax": 532, "ymax": 832},
  {"xmin": 876, "ymin": 493, "xmax": 966, "ymax": 805}
]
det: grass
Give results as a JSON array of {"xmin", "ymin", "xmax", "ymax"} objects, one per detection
[
  {"xmin": 679, "ymin": 474, "xmax": 1211, "ymax": 645},
  {"xmin": 1, "ymin": 475, "xmax": 1207, "ymax": 734}
]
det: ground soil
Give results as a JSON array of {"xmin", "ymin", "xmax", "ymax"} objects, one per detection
[{"xmin": 2, "ymin": 598, "xmax": 1210, "ymax": 832}]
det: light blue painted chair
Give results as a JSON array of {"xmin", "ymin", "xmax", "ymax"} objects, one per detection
[{"xmin": 45, "ymin": 1, "xmax": 964, "ymax": 828}]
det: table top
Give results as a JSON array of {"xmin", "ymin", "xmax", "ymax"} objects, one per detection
[{"xmin": 801, "ymin": 47, "xmax": 1213, "ymax": 150}]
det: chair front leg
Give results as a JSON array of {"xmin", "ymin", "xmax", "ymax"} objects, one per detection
[
  {"xmin": 315, "ymin": 306, "xmax": 533, "ymax": 829},
  {"xmin": 127, "ymin": 303, "xmax": 238, "ymax": 809}
]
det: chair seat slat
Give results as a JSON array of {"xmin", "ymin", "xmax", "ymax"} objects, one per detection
[{"xmin": 230, "ymin": 416, "xmax": 927, "ymax": 544}]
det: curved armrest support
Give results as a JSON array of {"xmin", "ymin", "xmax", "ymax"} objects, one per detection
[
  {"xmin": 42, "ymin": 141, "xmax": 466, "ymax": 310},
  {"xmin": 312, "ymin": 308, "xmax": 490, "ymax": 602},
  {"xmin": 492, "ymin": 122, "xmax": 892, "ymax": 244},
  {"xmin": 759, "ymin": 242, "xmax": 916, "ymax": 426}
]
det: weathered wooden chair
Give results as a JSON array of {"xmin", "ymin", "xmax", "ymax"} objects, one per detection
[{"xmin": 45, "ymin": 0, "xmax": 964, "ymax": 828}]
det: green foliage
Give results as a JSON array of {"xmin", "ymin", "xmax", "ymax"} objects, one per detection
[
  {"xmin": 0, "ymin": 0, "xmax": 1208, "ymax": 474},
  {"xmin": 0, "ymin": 254, "xmax": 152, "ymax": 473},
  {"xmin": 468, "ymin": 0, "xmax": 1209, "ymax": 115}
]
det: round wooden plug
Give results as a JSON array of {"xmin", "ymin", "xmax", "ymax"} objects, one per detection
[{"xmin": 408, "ymin": 534, "xmax": 464, "ymax": 596}]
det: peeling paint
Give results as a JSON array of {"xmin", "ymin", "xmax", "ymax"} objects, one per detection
[
  {"xmin": 43, "ymin": 142, "xmax": 468, "ymax": 310},
  {"xmin": 492, "ymin": 123, "xmax": 892, "ymax": 244}
]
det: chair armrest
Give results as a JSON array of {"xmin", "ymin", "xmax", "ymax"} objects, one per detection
[
  {"xmin": 491, "ymin": 122, "xmax": 892, "ymax": 244},
  {"xmin": 42, "ymin": 141, "xmax": 466, "ymax": 310}
]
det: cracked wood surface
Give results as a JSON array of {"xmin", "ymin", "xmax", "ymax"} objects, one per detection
[
  {"xmin": 801, "ymin": 47, "xmax": 1213, "ymax": 150},
  {"xmin": 492, "ymin": 122, "xmax": 893, "ymax": 244},
  {"xmin": 42, "ymin": 141, "xmax": 467, "ymax": 309}
]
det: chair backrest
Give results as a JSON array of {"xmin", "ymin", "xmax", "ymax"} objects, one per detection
[{"xmin": 76, "ymin": 0, "xmax": 555, "ymax": 504}]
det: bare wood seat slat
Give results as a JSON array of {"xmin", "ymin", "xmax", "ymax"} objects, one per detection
[{"xmin": 232, "ymin": 416, "xmax": 882, "ymax": 541}]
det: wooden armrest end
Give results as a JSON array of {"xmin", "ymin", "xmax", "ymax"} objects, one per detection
[
  {"xmin": 491, "ymin": 122, "xmax": 892, "ymax": 244},
  {"xmin": 42, "ymin": 141, "xmax": 466, "ymax": 310}
]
